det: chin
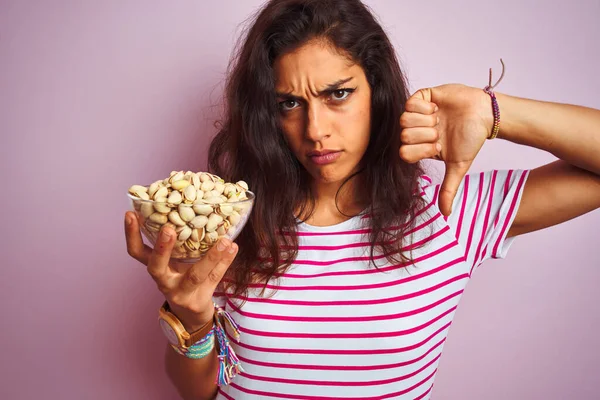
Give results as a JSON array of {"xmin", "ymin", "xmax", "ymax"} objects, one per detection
[{"xmin": 311, "ymin": 167, "xmax": 351, "ymax": 184}]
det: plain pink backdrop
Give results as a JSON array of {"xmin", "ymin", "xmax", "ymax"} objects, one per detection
[{"xmin": 2, "ymin": 1, "xmax": 599, "ymax": 399}]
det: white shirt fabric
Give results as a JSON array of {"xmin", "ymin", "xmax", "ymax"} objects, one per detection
[{"xmin": 214, "ymin": 169, "xmax": 530, "ymax": 399}]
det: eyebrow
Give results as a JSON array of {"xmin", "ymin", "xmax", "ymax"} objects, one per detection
[{"xmin": 276, "ymin": 77, "xmax": 354, "ymax": 99}]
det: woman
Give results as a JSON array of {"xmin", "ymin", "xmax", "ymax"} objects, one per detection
[{"xmin": 124, "ymin": 0, "xmax": 600, "ymax": 398}]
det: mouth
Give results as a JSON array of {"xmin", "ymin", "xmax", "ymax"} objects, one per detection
[
  {"xmin": 307, "ymin": 150, "xmax": 342, "ymax": 165},
  {"xmin": 307, "ymin": 149, "xmax": 341, "ymax": 157}
]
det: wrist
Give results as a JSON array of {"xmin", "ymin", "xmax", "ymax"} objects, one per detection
[
  {"xmin": 475, "ymin": 86, "xmax": 496, "ymax": 139},
  {"xmin": 492, "ymin": 92, "xmax": 520, "ymax": 142},
  {"xmin": 168, "ymin": 302, "xmax": 214, "ymax": 332}
]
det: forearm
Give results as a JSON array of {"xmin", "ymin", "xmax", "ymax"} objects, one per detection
[
  {"xmin": 494, "ymin": 92, "xmax": 600, "ymax": 175},
  {"xmin": 165, "ymin": 344, "xmax": 219, "ymax": 400}
]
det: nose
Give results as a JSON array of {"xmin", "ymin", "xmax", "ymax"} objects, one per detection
[{"xmin": 305, "ymin": 103, "xmax": 329, "ymax": 142}]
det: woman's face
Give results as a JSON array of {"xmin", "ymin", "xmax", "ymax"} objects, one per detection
[{"xmin": 273, "ymin": 40, "xmax": 372, "ymax": 186}]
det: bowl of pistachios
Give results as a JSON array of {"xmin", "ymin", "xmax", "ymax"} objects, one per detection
[{"xmin": 127, "ymin": 170, "xmax": 254, "ymax": 263}]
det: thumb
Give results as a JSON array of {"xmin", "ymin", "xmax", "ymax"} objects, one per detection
[{"xmin": 439, "ymin": 162, "xmax": 470, "ymax": 217}]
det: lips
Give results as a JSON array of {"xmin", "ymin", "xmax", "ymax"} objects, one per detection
[
  {"xmin": 307, "ymin": 150, "xmax": 342, "ymax": 165},
  {"xmin": 307, "ymin": 149, "xmax": 340, "ymax": 157}
]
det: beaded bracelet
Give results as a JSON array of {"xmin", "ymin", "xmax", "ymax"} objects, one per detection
[{"xmin": 483, "ymin": 58, "xmax": 506, "ymax": 140}]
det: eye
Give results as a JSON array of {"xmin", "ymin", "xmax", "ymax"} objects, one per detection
[
  {"xmin": 279, "ymin": 99, "xmax": 299, "ymax": 112},
  {"xmin": 329, "ymin": 88, "xmax": 354, "ymax": 102}
]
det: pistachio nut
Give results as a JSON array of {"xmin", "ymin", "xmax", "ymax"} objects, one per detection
[
  {"xmin": 145, "ymin": 220, "xmax": 162, "ymax": 233},
  {"xmin": 177, "ymin": 225, "xmax": 193, "ymax": 242},
  {"xmin": 184, "ymin": 239, "xmax": 201, "ymax": 252},
  {"xmin": 198, "ymin": 227, "xmax": 206, "ymax": 242},
  {"xmin": 228, "ymin": 211, "xmax": 241, "ymax": 226},
  {"xmin": 200, "ymin": 180, "xmax": 215, "ymax": 192},
  {"xmin": 141, "ymin": 203, "xmax": 155, "ymax": 218},
  {"xmin": 149, "ymin": 213, "xmax": 168, "ymax": 225},
  {"xmin": 154, "ymin": 198, "xmax": 171, "ymax": 214},
  {"xmin": 199, "ymin": 173, "xmax": 212, "ymax": 183},
  {"xmin": 167, "ymin": 190, "xmax": 183, "ymax": 205},
  {"xmin": 170, "ymin": 171, "xmax": 185, "ymax": 183},
  {"xmin": 222, "ymin": 184, "xmax": 233, "ymax": 196},
  {"xmin": 203, "ymin": 196, "xmax": 223, "ymax": 205},
  {"xmin": 183, "ymin": 185, "xmax": 197, "ymax": 203},
  {"xmin": 168, "ymin": 211, "xmax": 186, "ymax": 227},
  {"xmin": 214, "ymin": 182, "xmax": 225, "ymax": 194},
  {"xmin": 189, "ymin": 215, "xmax": 208, "ymax": 229},
  {"xmin": 153, "ymin": 186, "xmax": 169, "ymax": 200},
  {"xmin": 171, "ymin": 179, "xmax": 191, "ymax": 191},
  {"xmin": 204, "ymin": 231, "xmax": 219, "ymax": 244},
  {"xmin": 190, "ymin": 227, "xmax": 204, "ymax": 242},
  {"xmin": 148, "ymin": 181, "xmax": 161, "ymax": 199},
  {"xmin": 218, "ymin": 204, "xmax": 234, "ymax": 216},
  {"xmin": 192, "ymin": 174, "xmax": 201, "ymax": 190},
  {"xmin": 178, "ymin": 204, "xmax": 195, "ymax": 222},
  {"xmin": 128, "ymin": 185, "xmax": 150, "ymax": 200},
  {"xmin": 128, "ymin": 184, "xmax": 148, "ymax": 194},
  {"xmin": 206, "ymin": 213, "xmax": 224, "ymax": 232},
  {"xmin": 236, "ymin": 181, "xmax": 249, "ymax": 191},
  {"xmin": 192, "ymin": 202, "xmax": 213, "ymax": 216}
]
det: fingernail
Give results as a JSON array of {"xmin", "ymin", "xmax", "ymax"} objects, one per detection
[
  {"xmin": 436, "ymin": 143, "xmax": 442, "ymax": 152},
  {"xmin": 126, "ymin": 215, "xmax": 133, "ymax": 226},
  {"xmin": 436, "ymin": 116, "xmax": 440, "ymax": 124},
  {"xmin": 434, "ymin": 105, "xmax": 439, "ymax": 112},
  {"xmin": 228, "ymin": 243, "xmax": 236, "ymax": 254},
  {"xmin": 160, "ymin": 229, "xmax": 172, "ymax": 243}
]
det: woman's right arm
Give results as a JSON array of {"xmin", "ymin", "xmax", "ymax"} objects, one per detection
[{"xmin": 124, "ymin": 210, "xmax": 238, "ymax": 400}]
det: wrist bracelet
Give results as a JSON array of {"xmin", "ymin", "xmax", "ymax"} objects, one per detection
[
  {"xmin": 171, "ymin": 328, "xmax": 216, "ymax": 359},
  {"xmin": 172, "ymin": 302, "xmax": 244, "ymax": 386},
  {"xmin": 484, "ymin": 58, "xmax": 506, "ymax": 140},
  {"xmin": 213, "ymin": 302, "xmax": 243, "ymax": 386}
]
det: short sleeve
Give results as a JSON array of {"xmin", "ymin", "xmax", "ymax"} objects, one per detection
[{"xmin": 420, "ymin": 169, "xmax": 530, "ymax": 274}]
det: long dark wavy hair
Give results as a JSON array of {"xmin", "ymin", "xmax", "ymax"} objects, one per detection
[{"xmin": 208, "ymin": 0, "xmax": 428, "ymax": 300}]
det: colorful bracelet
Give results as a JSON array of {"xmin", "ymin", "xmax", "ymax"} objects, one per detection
[
  {"xmin": 171, "ymin": 328, "xmax": 216, "ymax": 359},
  {"xmin": 171, "ymin": 302, "xmax": 244, "ymax": 386},
  {"xmin": 213, "ymin": 302, "xmax": 244, "ymax": 386},
  {"xmin": 483, "ymin": 58, "xmax": 506, "ymax": 140}
]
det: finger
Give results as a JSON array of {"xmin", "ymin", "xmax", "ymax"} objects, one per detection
[
  {"xmin": 124, "ymin": 211, "xmax": 151, "ymax": 265},
  {"xmin": 411, "ymin": 87, "xmax": 433, "ymax": 103},
  {"xmin": 439, "ymin": 163, "xmax": 471, "ymax": 216},
  {"xmin": 400, "ymin": 111, "xmax": 439, "ymax": 129},
  {"xmin": 146, "ymin": 225, "xmax": 177, "ymax": 291},
  {"xmin": 400, "ymin": 127, "xmax": 439, "ymax": 145},
  {"xmin": 405, "ymin": 97, "xmax": 437, "ymax": 115},
  {"xmin": 399, "ymin": 142, "xmax": 442, "ymax": 164},
  {"xmin": 179, "ymin": 238, "xmax": 238, "ymax": 294}
]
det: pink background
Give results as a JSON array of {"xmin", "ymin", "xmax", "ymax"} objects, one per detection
[{"xmin": 2, "ymin": 1, "xmax": 599, "ymax": 399}]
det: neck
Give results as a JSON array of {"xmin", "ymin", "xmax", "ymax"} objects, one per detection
[{"xmin": 298, "ymin": 173, "xmax": 368, "ymax": 226}]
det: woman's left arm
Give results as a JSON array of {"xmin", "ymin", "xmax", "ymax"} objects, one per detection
[
  {"xmin": 399, "ymin": 84, "xmax": 600, "ymax": 238},
  {"xmin": 493, "ymin": 93, "xmax": 600, "ymax": 237}
]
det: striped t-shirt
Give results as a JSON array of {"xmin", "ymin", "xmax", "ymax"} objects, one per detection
[{"xmin": 214, "ymin": 169, "xmax": 530, "ymax": 399}]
